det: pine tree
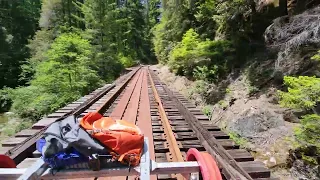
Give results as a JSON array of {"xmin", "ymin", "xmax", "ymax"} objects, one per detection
[{"xmin": 0, "ymin": 0, "xmax": 41, "ymax": 88}]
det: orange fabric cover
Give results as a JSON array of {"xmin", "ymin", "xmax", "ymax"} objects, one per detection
[{"xmin": 80, "ymin": 112, "xmax": 144, "ymax": 166}]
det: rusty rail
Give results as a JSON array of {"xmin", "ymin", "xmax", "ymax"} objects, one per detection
[
  {"xmin": 5, "ymin": 67, "xmax": 141, "ymax": 164},
  {"xmin": 96, "ymin": 67, "xmax": 141, "ymax": 115},
  {"xmin": 148, "ymin": 69, "xmax": 185, "ymax": 180},
  {"xmin": 1, "ymin": 65, "xmax": 272, "ymax": 180},
  {"xmin": 149, "ymin": 68, "xmax": 253, "ymax": 180}
]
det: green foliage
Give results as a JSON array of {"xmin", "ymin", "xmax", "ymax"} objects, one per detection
[
  {"xmin": 225, "ymin": 88, "xmax": 231, "ymax": 94},
  {"xmin": 248, "ymin": 85, "xmax": 259, "ymax": 96},
  {"xmin": 279, "ymin": 52, "xmax": 320, "ymax": 165},
  {"xmin": 8, "ymin": 86, "xmax": 57, "ymax": 120},
  {"xmin": 10, "ymin": 33, "xmax": 103, "ymax": 120},
  {"xmin": 0, "ymin": 89, "xmax": 12, "ymax": 113},
  {"xmin": 218, "ymin": 100, "xmax": 228, "ymax": 109},
  {"xmin": 0, "ymin": 0, "xmax": 155, "ymax": 132},
  {"xmin": 168, "ymin": 29, "xmax": 234, "ymax": 80},
  {"xmin": 202, "ymin": 105, "xmax": 213, "ymax": 119},
  {"xmin": 81, "ymin": 0, "xmax": 153, "ymax": 64},
  {"xmin": 0, "ymin": 0, "xmax": 41, "ymax": 88},
  {"xmin": 229, "ymin": 131, "xmax": 248, "ymax": 148},
  {"xmin": 118, "ymin": 53, "xmax": 137, "ymax": 68},
  {"xmin": 27, "ymin": 30, "xmax": 55, "ymax": 64},
  {"xmin": 152, "ymin": 15, "xmax": 176, "ymax": 64},
  {"xmin": 32, "ymin": 33, "xmax": 102, "ymax": 94},
  {"xmin": 189, "ymin": 80, "xmax": 209, "ymax": 97},
  {"xmin": 193, "ymin": 65, "xmax": 218, "ymax": 82},
  {"xmin": 152, "ymin": 4, "xmax": 192, "ymax": 64},
  {"xmin": 168, "ymin": 28, "xmax": 202, "ymax": 75},
  {"xmin": 295, "ymin": 114, "xmax": 320, "ymax": 148},
  {"xmin": 1, "ymin": 117, "xmax": 33, "ymax": 137},
  {"xmin": 2, "ymin": 127, "xmax": 16, "ymax": 137},
  {"xmin": 194, "ymin": 0, "xmax": 217, "ymax": 39},
  {"xmin": 212, "ymin": 0, "xmax": 255, "ymax": 36},
  {"xmin": 147, "ymin": 0, "xmax": 161, "ymax": 28},
  {"xmin": 40, "ymin": 0, "xmax": 83, "ymax": 30},
  {"xmin": 152, "ymin": 0, "xmax": 278, "ymax": 84},
  {"xmin": 1, "ymin": 0, "xmax": 156, "ymax": 124},
  {"xmin": 311, "ymin": 50, "xmax": 320, "ymax": 62},
  {"xmin": 279, "ymin": 76, "xmax": 320, "ymax": 110},
  {"xmin": 21, "ymin": 29, "xmax": 55, "ymax": 82},
  {"xmin": 93, "ymin": 52, "xmax": 124, "ymax": 82},
  {"xmin": 301, "ymin": 154, "xmax": 318, "ymax": 165},
  {"xmin": 294, "ymin": 114, "xmax": 320, "ymax": 165}
]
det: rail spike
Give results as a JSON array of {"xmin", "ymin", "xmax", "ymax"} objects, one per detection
[{"xmin": 0, "ymin": 66, "xmax": 272, "ymax": 180}]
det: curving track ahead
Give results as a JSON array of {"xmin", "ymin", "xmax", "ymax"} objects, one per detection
[{"xmin": 0, "ymin": 66, "xmax": 274, "ymax": 180}]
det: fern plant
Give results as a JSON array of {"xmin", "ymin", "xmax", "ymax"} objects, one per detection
[{"xmin": 278, "ymin": 51, "xmax": 320, "ymax": 165}]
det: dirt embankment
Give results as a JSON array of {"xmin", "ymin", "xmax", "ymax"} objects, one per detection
[
  {"xmin": 150, "ymin": 65, "xmax": 307, "ymax": 180},
  {"xmin": 150, "ymin": 5, "xmax": 320, "ymax": 180}
]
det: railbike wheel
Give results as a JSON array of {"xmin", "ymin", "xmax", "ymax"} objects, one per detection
[{"xmin": 186, "ymin": 148, "xmax": 222, "ymax": 180}]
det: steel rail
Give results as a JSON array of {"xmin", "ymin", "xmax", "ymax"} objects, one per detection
[
  {"xmin": 96, "ymin": 67, "xmax": 142, "ymax": 115},
  {"xmin": 108, "ymin": 69, "xmax": 143, "ymax": 120},
  {"xmin": 148, "ymin": 69, "xmax": 185, "ymax": 180},
  {"xmin": 149, "ymin": 69, "xmax": 253, "ymax": 180},
  {"xmin": 5, "ymin": 67, "xmax": 141, "ymax": 164},
  {"xmin": 137, "ymin": 68, "xmax": 157, "ymax": 180}
]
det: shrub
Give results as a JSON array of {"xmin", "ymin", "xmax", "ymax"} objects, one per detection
[
  {"xmin": 193, "ymin": 65, "xmax": 218, "ymax": 82},
  {"xmin": 225, "ymin": 88, "xmax": 231, "ymax": 94},
  {"xmin": 311, "ymin": 50, "xmax": 320, "ymax": 62},
  {"xmin": 279, "ymin": 76, "xmax": 320, "ymax": 110},
  {"xmin": 229, "ymin": 132, "xmax": 248, "ymax": 148},
  {"xmin": 295, "ymin": 114, "xmax": 320, "ymax": 148},
  {"xmin": 248, "ymin": 85, "xmax": 259, "ymax": 96},
  {"xmin": 94, "ymin": 52, "xmax": 124, "ymax": 82},
  {"xmin": 118, "ymin": 53, "xmax": 137, "ymax": 68},
  {"xmin": 279, "ymin": 52, "xmax": 320, "ymax": 165},
  {"xmin": 202, "ymin": 105, "xmax": 213, "ymax": 119},
  {"xmin": 0, "ymin": 89, "xmax": 12, "ymax": 113},
  {"xmin": 218, "ymin": 100, "xmax": 228, "ymax": 109},
  {"xmin": 294, "ymin": 114, "xmax": 320, "ymax": 165},
  {"xmin": 168, "ymin": 29, "xmax": 234, "ymax": 81},
  {"xmin": 8, "ymin": 86, "xmax": 60, "ymax": 120},
  {"xmin": 31, "ymin": 33, "xmax": 103, "ymax": 96},
  {"xmin": 9, "ymin": 33, "xmax": 104, "ymax": 120},
  {"xmin": 2, "ymin": 119, "xmax": 33, "ymax": 137},
  {"xmin": 189, "ymin": 80, "xmax": 210, "ymax": 98},
  {"xmin": 168, "ymin": 29, "xmax": 202, "ymax": 76}
]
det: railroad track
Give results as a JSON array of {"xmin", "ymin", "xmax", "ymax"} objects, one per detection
[
  {"xmin": 0, "ymin": 67, "xmax": 140, "ymax": 165},
  {"xmin": 0, "ymin": 66, "xmax": 273, "ymax": 180}
]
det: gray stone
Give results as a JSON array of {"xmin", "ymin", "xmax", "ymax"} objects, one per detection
[
  {"xmin": 290, "ymin": 160, "xmax": 320, "ymax": 180},
  {"xmin": 228, "ymin": 107, "xmax": 284, "ymax": 138}
]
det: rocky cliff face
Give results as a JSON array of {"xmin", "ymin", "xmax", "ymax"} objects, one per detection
[{"xmin": 264, "ymin": 6, "xmax": 320, "ymax": 76}]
